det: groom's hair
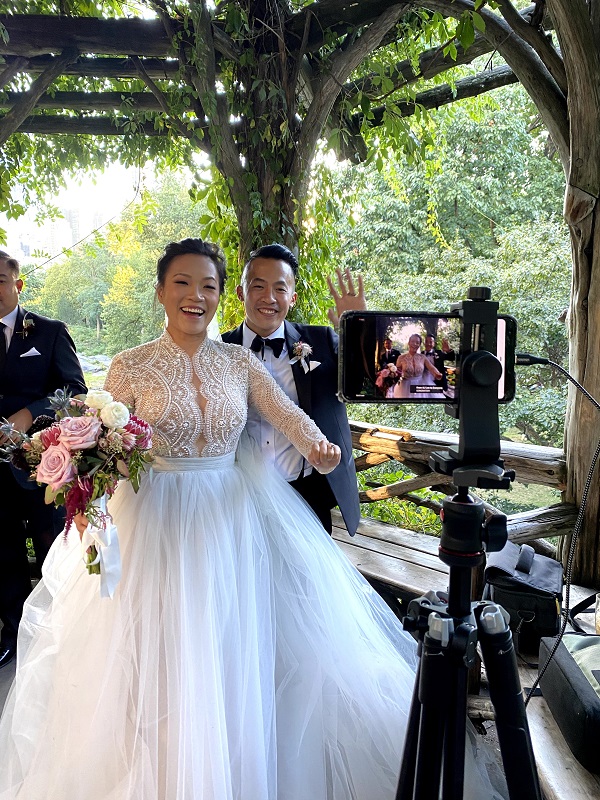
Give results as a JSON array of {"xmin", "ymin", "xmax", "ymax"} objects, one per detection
[
  {"xmin": 156, "ymin": 238, "xmax": 227, "ymax": 293},
  {"xmin": 0, "ymin": 250, "xmax": 20, "ymax": 277},
  {"xmin": 243, "ymin": 244, "xmax": 299, "ymax": 280}
]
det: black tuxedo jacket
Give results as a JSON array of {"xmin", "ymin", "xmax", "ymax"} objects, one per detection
[
  {"xmin": 0, "ymin": 307, "xmax": 87, "ymax": 487},
  {"xmin": 379, "ymin": 349, "xmax": 401, "ymax": 369},
  {"xmin": 424, "ymin": 348, "xmax": 455, "ymax": 388},
  {"xmin": 222, "ymin": 320, "xmax": 360, "ymax": 535}
]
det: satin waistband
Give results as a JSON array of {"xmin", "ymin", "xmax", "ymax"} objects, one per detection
[{"xmin": 151, "ymin": 453, "xmax": 236, "ymax": 472}]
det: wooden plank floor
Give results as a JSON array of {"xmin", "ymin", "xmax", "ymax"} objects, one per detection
[
  {"xmin": 331, "ymin": 511, "xmax": 449, "ymax": 602},
  {"xmin": 333, "ymin": 511, "xmax": 600, "ymax": 800}
]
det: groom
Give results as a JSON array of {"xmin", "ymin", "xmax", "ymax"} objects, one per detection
[
  {"xmin": 222, "ymin": 244, "xmax": 364, "ymax": 536},
  {"xmin": 0, "ymin": 251, "xmax": 86, "ymax": 668}
]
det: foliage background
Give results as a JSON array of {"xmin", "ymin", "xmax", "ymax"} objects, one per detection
[{"xmin": 19, "ymin": 84, "xmax": 570, "ymax": 529}]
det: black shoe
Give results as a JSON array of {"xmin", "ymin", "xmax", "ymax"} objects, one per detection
[{"xmin": 0, "ymin": 645, "xmax": 16, "ymax": 669}]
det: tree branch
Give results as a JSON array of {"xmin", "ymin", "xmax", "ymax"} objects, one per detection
[
  {"xmin": 188, "ymin": 2, "xmax": 250, "ymax": 216},
  {"xmin": 495, "ymin": 0, "xmax": 567, "ymax": 93},
  {"xmin": 346, "ymin": 4, "xmax": 542, "ymax": 101},
  {"xmin": 420, "ymin": 0, "xmax": 570, "ymax": 168},
  {"xmin": 286, "ymin": 0, "xmax": 411, "ymax": 55},
  {"xmin": 361, "ymin": 64, "xmax": 518, "ymax": 126},
  {"xmin": 293, "ymin": 4, "xmax": 408, "ymax": 197},
  {"xmin": 0, "ymin": 56, "xmax": 27, "ymax": 91},
  {"xmin": 132, "ymin": 55, "xmax": 210, "ymax": 154},
  {"xmin": 0, "ymin": 47, "xmax": 78, "ymax": 148}
]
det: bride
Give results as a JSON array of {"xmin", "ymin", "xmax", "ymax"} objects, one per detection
[{"xmin": 0, "ymin": 239, "xmax": 502, "ymax": 799}]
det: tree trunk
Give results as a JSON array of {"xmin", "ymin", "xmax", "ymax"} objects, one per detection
[
  {"xmin": 550, "ymin": 0, "xmax": 600, "ymax": 586},
  {"xmin": 562, "ymin": 197, "xmax": 600, "ymax": 585}
]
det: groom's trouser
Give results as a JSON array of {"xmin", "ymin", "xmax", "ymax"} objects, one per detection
[
  {"xmin": 0, "ymin": 463, "xmax": 64, "ymax": 648},
  {"xmin": 288, "ymin": 470, "xmax": 337, "ymax": 534}
]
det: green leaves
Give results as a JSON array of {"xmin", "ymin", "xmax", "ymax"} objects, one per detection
[{"xmin": 455, "ymin": 13, "xmax": 476, "ymax": 52}]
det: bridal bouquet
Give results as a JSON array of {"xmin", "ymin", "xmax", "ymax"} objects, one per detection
[{"xmin": 0, "ymin": 389, "xmax": 152, "ymax": 590}]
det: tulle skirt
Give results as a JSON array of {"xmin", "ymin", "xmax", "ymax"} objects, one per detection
[{"xmin": 0, "ymin": 444, "xmax": 501, "ymax": 799}]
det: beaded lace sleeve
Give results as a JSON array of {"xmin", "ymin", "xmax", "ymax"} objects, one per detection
[
  {"xmin": 246, "ymin": 353, "xmax": 326, "ymax": 460},
  {"xmin": 104, "ymin": 353, "xmax": 135, "ymax": 409}
]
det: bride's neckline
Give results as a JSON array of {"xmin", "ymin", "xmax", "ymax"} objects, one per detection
[{"xmin": 162, "ymin": 329, "xmax": 211, "ymax": 358}]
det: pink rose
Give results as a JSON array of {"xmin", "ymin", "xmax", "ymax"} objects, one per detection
[
  {"xmin": 40, "ymin": 423, "xmax": 61, "ymax": 449},
  {"xmin": 124, "ymin": 415, "xmax": 153, "ymax": 450},
  {"xmin": 58, "ymin": 416, "xmax": 102, "ymax": 450},
  {"xmin": 36, "ymin": 444, "xmax": 76, "ymax": 492}
]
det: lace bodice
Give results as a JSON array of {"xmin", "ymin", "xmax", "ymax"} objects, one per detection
[
  {"xmin": 104, "ymin": 332, "xmax": 325, "ymax": 459},
  {"xmin": 396, "ymin": 352, "xmax": 426, "ymax": 378}
]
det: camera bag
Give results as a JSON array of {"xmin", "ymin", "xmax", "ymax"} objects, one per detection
[
  {"xmin": 538, "ymin": 633, "xmax": 600, "ymax": 773},
  {"xmin": 483, "ymin": 541, "xmax": 563, "ymax": 654}
]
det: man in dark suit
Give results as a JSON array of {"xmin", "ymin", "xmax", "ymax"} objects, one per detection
[
  {"xmin": 221, "ymin": 244, "xmax": 364, "ymax": 536},
  {"xmin": 0, "ymin": 251, "xmax": 86, "ymax": 668},
  {"xmin": 423, "ymin": 333, "xmax": 455, "ymax": 390},
  {"xmin": 378, "ymin": 338, "xmax": 400, "ymax": 369}
]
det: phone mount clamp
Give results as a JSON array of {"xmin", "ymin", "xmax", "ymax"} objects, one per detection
[{"xmin": 396, "ymin": 288, "xmax": 541, "ymax": 800}]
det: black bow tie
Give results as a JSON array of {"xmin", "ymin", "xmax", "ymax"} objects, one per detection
[{"xmin": 250, "ymin": 334, "xmax": 285, "ymax": 358}]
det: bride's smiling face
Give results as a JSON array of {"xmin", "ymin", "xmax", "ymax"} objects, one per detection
[{"xmin": 157, "ymin": 254, "xmax": 221, "ymax": 350}]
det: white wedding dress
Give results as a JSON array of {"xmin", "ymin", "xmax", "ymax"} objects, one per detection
[{"xmin": 0, "ymin": 333, "xmax": 504, "ymax": 800}]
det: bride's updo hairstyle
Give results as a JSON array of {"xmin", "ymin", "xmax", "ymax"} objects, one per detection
[{"xmin": 156, "ymin": 238, "xmax": 227, "ymax": 294}]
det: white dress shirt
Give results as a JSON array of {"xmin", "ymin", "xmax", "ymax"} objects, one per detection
[
  {"xmin": 243, "ymin": 322, "xmax": 311, "ymax": 481},
  {"xmin": 0, "ymin": 305, "xmax": 18, "ymax": 350}
]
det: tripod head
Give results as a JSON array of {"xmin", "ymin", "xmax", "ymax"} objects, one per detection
[{"xmin": 429, "ymin": 287, "xmax": 515, "ymax": 563}]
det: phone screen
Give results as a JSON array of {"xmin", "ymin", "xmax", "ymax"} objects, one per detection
[{"xmin": 338, "ymin": 311, "xmax": 516, "ymax": 404}]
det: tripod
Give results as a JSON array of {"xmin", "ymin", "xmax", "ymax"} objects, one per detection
[
  {"xmin": 393, "ymin": 287, "xmax": 541, "ymax": 799},
  {"xmin": 395, "ymin": 478, "xmax": 541, "ymax": 800}
]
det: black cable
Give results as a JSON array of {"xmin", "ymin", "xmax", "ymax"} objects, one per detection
[
  {"xmin": 516, "ymin": 353, "xmax": 600, "ymax": 412},
  {"xmin": 515, "ymin": 353, "xmax": 600, "ymax": 705}
]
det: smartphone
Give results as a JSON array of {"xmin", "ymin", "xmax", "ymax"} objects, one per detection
[{"xmin": 338, "ymin": 311, "xmax": 516, "ymax": 404}]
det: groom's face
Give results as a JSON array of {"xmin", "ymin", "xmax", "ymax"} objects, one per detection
[
  {"xmin": 237, "ymin": 257, "xmax": 297, "ymax": 338},
  {"xmin": 0, "ymin": 260, "xmax": 22, "ymax": 318}
]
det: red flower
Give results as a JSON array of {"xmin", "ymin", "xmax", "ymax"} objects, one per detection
[
  {"xmin": 124, "ymin": 415, "xmax": 152, "ymax": 450},
  {"xmin": 64, "ymin": 477, "xmax": 95, "ymax": 532},
  {"xmin": 39, "ymin": 423, "xmax": 61, "ymax": 449}
]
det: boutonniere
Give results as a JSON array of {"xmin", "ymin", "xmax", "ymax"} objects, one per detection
[
  {"xmin": 16, "ymin": 313, "xmax": 35, "ymax": 338},
  {"xmin": 290, "ymin": 340, "xmax": 312, "ymax": 362},
  {"xmin": 289, "ymin": 340, "xmax": 320, "ymax": 374}
]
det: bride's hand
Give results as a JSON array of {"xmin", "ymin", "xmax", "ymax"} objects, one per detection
[
  {"xmin": 307, "ymin": 441, "xmax": 341, "ymax": 475},
  {"xmin": 74, "ymin": 512, "xmax": 89, "ymax": 540}
]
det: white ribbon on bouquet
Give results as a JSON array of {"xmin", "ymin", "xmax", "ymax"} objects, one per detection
[{"xmin": 81, "ymin": 495, "xmax": 122, "ymax": 599}]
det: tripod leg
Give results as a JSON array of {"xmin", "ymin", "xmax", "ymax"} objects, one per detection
[
  {"xmin": 413, "ymin": 703, "xmax": 445, "ymax": 800},
  {"xmin": 441, "ymin": 661, "xmax": 467, "ymax": 800},
  {"xmin": 396, "ymin": 659, "xmax": 422, "ymax": 800},
  {"xmin": 396, "ymin": 621, "xmax": 451, "ymax": 800},
  {"xmin": 478, "ymin": 604, "xmax": 542, "ymax": 800},
  {"xmin": 412, "ymin": 619, "xmax": 457, "ymax": 800}
]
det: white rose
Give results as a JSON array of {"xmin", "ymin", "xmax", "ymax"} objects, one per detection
[
  {"xmin": 85, "ymin": 389, "xmax": 114, "ymax": 410},
  {"xmin": 100, "ymin": 401, "xmax": 130, "ymax": 429}
]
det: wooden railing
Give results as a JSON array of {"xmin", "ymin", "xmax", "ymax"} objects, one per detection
[{"xmin": 349, "ymin": 421, "xmax": 576, "ymax": 557}]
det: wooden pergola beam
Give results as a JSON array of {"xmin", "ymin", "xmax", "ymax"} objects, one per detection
[
  {"xmin": 5, "ymin": 55, "xmax": 181, "ymax": 80},
  {"xmin": 10, "ymin": 116, "xmax": 184, "ymax": 136},
  {"xmin": 4, "ymin": 65, "xmax": 518, "ymax": 136},
  {"xmin": 0, "ymin": 15, "xmax": 240, "ymax": 62},
  {"xmin": 0, "ymin": 4, "xmax": 412, "ymax": 65},
  {"xmin": 0, "ymin": 91, "xmax": 165, "ymax": 111}
]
